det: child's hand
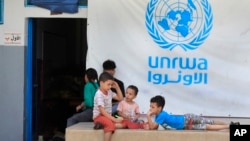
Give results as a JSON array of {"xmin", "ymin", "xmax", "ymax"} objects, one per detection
[
  {"xmin": 123, "ymin": 114, "xmax": 130, "ymax": 120},
  {"xmin": 143, "ymin": 122, "xmax": 150, "ymax": 130},
  {"xmin": 147, "ymin": 110, "xmax": 153, "ymax": 117},
  {"xmin": 76, "ymin": 104, "xmax": 83, "ymax": 112},
  {"xmin": 111, "ymin": 81, "xmax": 119, "ymax": 89},
  {"xmin": 114, "ymin": 116, "xmax": 124, "ymax": 123}
]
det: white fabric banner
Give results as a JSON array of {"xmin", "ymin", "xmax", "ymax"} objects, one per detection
[{"xmin": 87, "ymin": 0, "xmax": 250, "ymax": 117}]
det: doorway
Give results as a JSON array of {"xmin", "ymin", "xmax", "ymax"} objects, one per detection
[{"xmin": 29, "ymin": 18, "xmax": 87, "ymax": 141}]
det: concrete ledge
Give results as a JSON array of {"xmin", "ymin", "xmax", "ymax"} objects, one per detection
[{"xmin": 66, "ymin": 122, "xmax": 229, "ymax": 141}]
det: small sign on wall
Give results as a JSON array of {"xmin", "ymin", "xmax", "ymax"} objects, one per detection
[{"xmin": 4, "ymin": 33, "xmax": 22, "ymax": 44}]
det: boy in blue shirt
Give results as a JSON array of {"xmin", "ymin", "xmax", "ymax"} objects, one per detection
[{"xmin": 146, "ymin": 95, "xmax": 239, "ymax": 130}]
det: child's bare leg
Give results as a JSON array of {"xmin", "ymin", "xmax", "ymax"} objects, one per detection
[
  {"xmin": 115, "ymin": 123, "xmax": 125, "ymax": 129},
  {"xmin": 206, "ymin": 124, "xmax": 229, "ymax": 130},
  {"xmin": 104, "ymin": 131, "xmax": 112, "ymax": 141},
  {"xmin": 213, "ymin": 120, "xmax": 227, "ymax": 125}
]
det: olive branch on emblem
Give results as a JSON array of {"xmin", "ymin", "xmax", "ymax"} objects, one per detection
[{"xmin": 145, "ymin": 0, "xmax": 213, "ymax": 51}]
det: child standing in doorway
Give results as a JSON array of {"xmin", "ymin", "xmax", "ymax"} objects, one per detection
[{"xmin": 92, "ymin": 72, "xmax": 124, "ymax": 141}]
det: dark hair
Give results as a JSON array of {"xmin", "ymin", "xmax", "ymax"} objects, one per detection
[
  {"xmin": 86, "ymin": 68, "xmax": 98, "ymax": 82},
  {"xmin": 150, "ymin": 95, "xmax": 165, "ymax": 109},
  {"xmin": 102, "ymin": 59, "xmax": 116, "ymax": 70},
  {"xmin": 127, "ymin": 85, "xmax": 139, "ymax": 96},
  {"xmin": 99, "ymin": 72, "xmax": 114, "ymax": 82}
]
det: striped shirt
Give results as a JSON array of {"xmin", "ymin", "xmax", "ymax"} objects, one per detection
[{"xmin": 93, "ymin": 89, "xmax": 116, "ymax": 119}]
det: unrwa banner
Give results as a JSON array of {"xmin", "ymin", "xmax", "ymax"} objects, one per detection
[{"xmin": 87, "ymin": 0, "xmax": 250, "ymax": 117}]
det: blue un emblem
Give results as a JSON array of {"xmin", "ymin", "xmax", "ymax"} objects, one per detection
[{"xmin": 146, "ymin": 0, "xmax": 213, "ymax": 51}]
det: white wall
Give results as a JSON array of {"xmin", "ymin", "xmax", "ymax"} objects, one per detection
[{"xmin": 0, "ymin": 0, "xmax": 88, "ymax": 46}]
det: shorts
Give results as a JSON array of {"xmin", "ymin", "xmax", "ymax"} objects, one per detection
[
  {"xmin": 121, "ymin": 119, "xmax": 143, "ymax": 129},
  {"xmin": 94, "ymin": 115, "xmax": 115, "ymax": 133},
  {"xmin": 184, "ymin": 113, "xmax": 214, "ymax": 130}
]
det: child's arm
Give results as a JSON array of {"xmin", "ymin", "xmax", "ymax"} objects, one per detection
[
  {"xmin": 99, "ymin": 105, "xmax": 123, "ymax": 123},
  {"xmin": 146, "ymin": 110, "xmax": 159, "ymax": 130},
  {"xmin": 117, "ymin": 110, "xmax": 129, "ymax": 119},
  {"xmin": 135, "ymin": 112, "xmax": 140, "ymax": 121},
  {"xmin": 111, "ymin": 81, "xmax": 123, "ymax": 101},
  {"xmin": 76, "ymin": 102, "xmax": 85, "ymax": 112},
  {"xmin": 117, "ymin": 102, "xmax": 128, "ymax": 119},
  {"xmin": 135, "ymin": 104, "xmax": 140, "ymax": 121},
  {"xmin": 117, "ymin": 102, "xmax": 131, "ymax": 119}
]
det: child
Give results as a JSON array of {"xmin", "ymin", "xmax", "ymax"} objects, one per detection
[
  {"xmin": 102, "ymin": 59, "xmax": 125, "ymax": 115},
  {"xmin": 66, "ymin": 68, "xmax": 99, "ymax": 127},
  {"xmin": 92, "ymin": 72, "xmax": 124, "ymax": 141},
  {"xmin": 116, "ymin": 85, "xmax": 141, "ymax": 129},
  {"xmin": 146, "ymin": 95, "xmax": 240, "ymax": 130}
]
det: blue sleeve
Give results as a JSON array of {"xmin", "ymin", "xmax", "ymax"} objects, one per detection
[{"xmin": 155, "ymin": 111, "xmax": 168, "ymax": 125}]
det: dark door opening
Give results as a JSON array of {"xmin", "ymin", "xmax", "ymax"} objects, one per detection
[{"xmin": 31, "ymin": 18, "xmax": 87, "ymax": 141}]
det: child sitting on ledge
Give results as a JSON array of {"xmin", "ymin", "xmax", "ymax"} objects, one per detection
[{"xmin": 115, "ymin": 85, "xmax": 142, "ymax": 129}]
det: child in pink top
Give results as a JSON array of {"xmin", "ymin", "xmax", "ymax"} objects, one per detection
[{"xmin": 116, "ymin": 85, "xmax": 142, "ymax": 129}]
